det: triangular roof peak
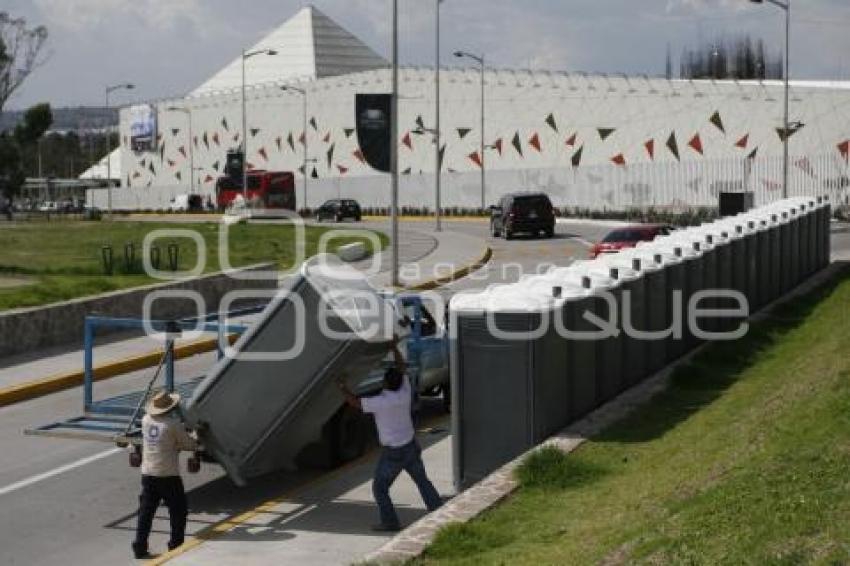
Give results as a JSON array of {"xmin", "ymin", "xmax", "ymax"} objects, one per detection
[{"xmin": 192, "ymin": 5, "xmax": 388, "ymax": 95}]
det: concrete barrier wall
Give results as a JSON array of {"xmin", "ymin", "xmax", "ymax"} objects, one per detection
[{"xmin": 0, "ymin": 264, "xmax": 277, "ymax": 358}]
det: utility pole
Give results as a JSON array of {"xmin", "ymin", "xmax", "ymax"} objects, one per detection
[{"xmin": 391, "ymin": 0, "xmax": 400, "ymax": 286}]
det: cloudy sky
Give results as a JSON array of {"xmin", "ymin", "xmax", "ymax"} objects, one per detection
[{"xmin": 4, "ymin": 0, "xmax": 850, "ymax": 110}]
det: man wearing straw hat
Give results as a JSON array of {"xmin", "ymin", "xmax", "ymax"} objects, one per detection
[{"xmin": 132, "ymin": 391, "xmax": 198, "ymax": 559}]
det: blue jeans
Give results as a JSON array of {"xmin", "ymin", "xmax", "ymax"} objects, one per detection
[{"xmin": 373, "ymin": 440, "xmax": 442, "ymax": 527}]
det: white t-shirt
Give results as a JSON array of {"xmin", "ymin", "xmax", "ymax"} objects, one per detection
[
  {"xmin": 141, "ymin": 413, "xmax": 197, "ymax": 477},
  {"xmin": 361, "ymin": 375, "xmax": 415, "ymax": 448}
]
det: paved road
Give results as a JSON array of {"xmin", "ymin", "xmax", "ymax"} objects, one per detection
[
  {"xmin": 0, "ymin": 219, "xmax": 596, "ymax": 565},
  {"xmin": 2, "ymin": 219, "xmax": 846, "ymax": 565}
]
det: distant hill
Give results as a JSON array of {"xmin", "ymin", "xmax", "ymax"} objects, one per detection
[{"xmin": 0, "ymin": 106, "xmax": 118, "ymax": 133}]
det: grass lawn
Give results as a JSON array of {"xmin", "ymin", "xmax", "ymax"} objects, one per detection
[
  {"xmin": 421, "ymin": 266, "xmax": 850, "ymax": 565},
  {"xmin": 0, "ymin": 219, "xmax": 387, "ymax": 310}
]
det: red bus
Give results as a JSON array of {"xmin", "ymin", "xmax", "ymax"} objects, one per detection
[{"xmin": 216, "ymin": 171, "xmax": 296, "ymax": 210}]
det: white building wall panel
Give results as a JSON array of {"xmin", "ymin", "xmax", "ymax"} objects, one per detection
[{"xmin": 116, "ymin": 69, "xmax": 850, "ymax": 211}]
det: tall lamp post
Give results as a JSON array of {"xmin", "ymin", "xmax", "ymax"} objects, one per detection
[
  {"xmin": 434, "ymin": 0, "xmax": 444, "ymax": 232},
  {"xmin": 242, "ymin": 48, "xmax": 278, "ymax": 199},
  {"xmin": 166, "ymin": 106, "xmax": 195, "ymax": 195},
  {"xmin": 750, "ymin": 0, "xmax": 790, "ymax": 199},
  {"xmin": 391, "ymin": 0, "xmax": 400, "ymax": 286},
  {"xmin": 454, "ymin": 50, "xmax": 486, "ymax": 210},
  {"xmin": 105, "ymin": 82, "xmax": 134, "ymax": 217},
  {"xmin": 281, "ymin": 85, "xmax": 309, "ymax": 211}
]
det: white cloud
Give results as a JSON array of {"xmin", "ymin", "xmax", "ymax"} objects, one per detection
[
  {"xmin": 666, "ymin": 0, "xmax": 750, "ymax": 15},
  {"xmin": 32, "ymin": 0, "xmax": 209, "ymax": 32}
]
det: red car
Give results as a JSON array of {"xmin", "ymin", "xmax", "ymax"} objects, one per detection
[{"xmin": 589, "ymin": 224, "xmax": 675, "ymax": 258}]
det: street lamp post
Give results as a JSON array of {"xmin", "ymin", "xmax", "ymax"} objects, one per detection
[
  {"xmin": 166, "ymin": 107, "xmax": 195, "ymax": 195},
  {"xmin": 391, "ymin": 0, "xmax": 400, "ymax": 287},
  {"xmin": 435, "ymin": 0, "xmax": 444, "ymax": 232},
  {"xmin": 242, "ymin": 48, "xmax": 278, "ymax": 200},
  {"xmin": 750, "ymin": 0, "xmax": 790, "ymax": 199},
  {"xmin": 105, "ymin": 82, "xmax": 134, "ymax": 217},
  {"xmin": 281, "ymin": 85, "xmax": 309, "ymax": 211},
  {"xmin": 454, "ymin": 50, "xmax": 486, "ymax": 210}
]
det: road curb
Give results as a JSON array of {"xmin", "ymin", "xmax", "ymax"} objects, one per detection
[
  {"xmin": 0, "ymin": 335, "xmax": 236, "ymax": 409},
  {"xmin": 408, "ymin": 246, "xmax": 493, "ymax": 291}
]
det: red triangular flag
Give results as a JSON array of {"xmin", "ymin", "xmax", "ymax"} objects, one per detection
[
  {"xmin": 212, "ymin": 132, "xmax": 220, "ymax": 146},
  {"xmin": 611, "ymin": 153, "xmax": 626, "ymax": 166},
  {"xmin": 299, "ymin": 132, "xmax": 306, "ymax": 146},
  {"xmin": 493, "ymin": 138, "xmax": 503, "ymax": 155},
  {"xmin": 353, "ymin": 149, "xmax": 366, "ymax": 164},
  {"xmin": 337, "ymin": 165, "xmax": 349, "ymax": 175},
  {"xmin": 178, "ymin": 146, "xmax": 187, "ymax": 159},
  {"xmin": 735, "ymin": 134, "xmax": 749, "ymax": 149},
  {"xmin": 565, "ymin": 133, "xmax": 577, "ymax": 147},
  {"xmin": 469, "ymin": 152, "xmax": 482, "ymax": 168},
  {"xmin": 258, "ymin": 147, "xmax": 268, "ymax": 161},
  {"xmin": 644, "ymin": 139, "xmax": 655, "ymax": 160},
  {"xmin": 529, "ymin": 133, "xmax": 542, "ymax": 152},
  {"xmin": 688, "ymin": 133, "xmax": 704, "ymax": 155},
  {"xmin": 402, "ymin": 132, "xmax": 412, "ymax": 150},
  {"xmin": 838, "ymin": 140, "xmax": 850, "ymax": 162},
  {"xmin": 323, "ymin": 132, "xmax": 331, "ymax": 143},
  {"xmin": 204, "ymin": 175, "xmax": 214, "ymax": 183}
]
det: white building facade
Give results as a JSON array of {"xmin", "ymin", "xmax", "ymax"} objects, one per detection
[{"xmin": 96, "ymin": 7, "xmax": 850, "ymax": 212}]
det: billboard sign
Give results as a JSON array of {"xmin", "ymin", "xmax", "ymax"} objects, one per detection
[
  {"xmin": 129, "ymin": 104, "xmax": 157, "ymax": 152},
  {"xmin": 355, "ymin": 94, "xmax": 392, "ymax": 173}
]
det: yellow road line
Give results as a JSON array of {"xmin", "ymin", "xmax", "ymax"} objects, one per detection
[
  {"xmin": 0, "ymin": 335, "xmax": 237, "ymax": 408},
  {"xmin": 147, "ymin": 414, "xmax": 450, "ymax": 565}
]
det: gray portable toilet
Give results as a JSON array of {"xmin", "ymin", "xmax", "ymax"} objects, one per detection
[
  {"xmin": 663, "ymin": 232, "xmax": 706, "ymax": 351},
  {"xmin": 697, "ymin": 223, "xmax": 734, "ymax": 332},
  {"xmin": 597, "ymin": 254, "xmax": 648, "ymax": 388},
  {"xmin": 642, "ymin": 241, "xmax": 687, "ymax": 364},
  {"xmin": 619, "ymin": 244, "xmax": 668, "ymax": 376},
  {"xmin": 796, "ymin": 202, "xmax": 811, "ymax": 279},
  {"xmin": 566, "ymin": 261, "xmax": 624, "ymax": 404},
  {"xmin": 449, "ymin": 284, "xmax": 562, "ymax": 490},
  {"xmin": 749, "ymin": 210, "xmax": 783, "ymax": 303},
  {"xmin": 804, "ymin": 198, "xmax": 818, "ymax": 277},
  {"xmin": 788, "ymin": 206, "xmax": 802, "ymax": 286},
  {"xmin": 821, "ymin": 196, "xmax": 832, "ymax": 268},
  {"xmin": 540, "ymin": 267, "xmax": 602, "ymax": 418},
  {"xmin": 778, "ymin": 210, "xmax": 793, "ymax": 294}
]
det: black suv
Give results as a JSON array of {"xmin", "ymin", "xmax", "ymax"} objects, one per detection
[
  {"xmin": 490, "ymin": 192, "xmax": 555, "ymax": 239},
  {"xmin": 315, "ymin": 199, "xmax": 362, "ymax": 222}
]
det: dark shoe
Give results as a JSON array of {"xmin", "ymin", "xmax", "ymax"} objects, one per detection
[
  {"xmin": 371, "ymin": 523, "xmax": 401, "ymax": 533},
  {"xmin": 132, "ymin": 546, "xmax": 152, "ymax": 560}
]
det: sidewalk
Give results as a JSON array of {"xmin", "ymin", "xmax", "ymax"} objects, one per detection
[{"xmin": 163, "ymin": 418, "xmax": 453, "ymax": 566}]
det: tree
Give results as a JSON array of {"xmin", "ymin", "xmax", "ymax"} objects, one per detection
[
  {"xmin": 678, "ymin": 34, "xmax": 783, "ymax": 81},
  {"xmin": 0, "ymin": 101, "xmax": 51, "ymax": 197},
  {"xmin": 14, "ymin": 102, "xmax": 51, "ymax": 145},
  {"xmin": 0, "ymin": 13, "xmax": 48, "ymax": 115}
]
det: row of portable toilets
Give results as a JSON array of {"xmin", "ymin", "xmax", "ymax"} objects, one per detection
[{"xmin": 449, "ymin": 196, "xmax": 832, "ymax": 489}]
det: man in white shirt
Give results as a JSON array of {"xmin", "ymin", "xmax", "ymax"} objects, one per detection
[
  {"xmin": 337, "ymin": 338, "xmax": 442, "ymax": 532},
  {"xmin": 132, "ymin": 391, "xmax": 198, "ymax": 559}
]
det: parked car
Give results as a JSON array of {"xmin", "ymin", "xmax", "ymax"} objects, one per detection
[
  {"xmin": 589, "ymin": 224, "xmax": 675, "ymax": 258},
  {"xmin": 38, "ymin": 201, "xmax": 58, "ymax": 212},
  {"xmin": 490, "ymin": 192, "xmax": 555, "ymax": 239},
  {"xmin": 315, "ymin": 199, "xmax": 362, "ymax": 222}
]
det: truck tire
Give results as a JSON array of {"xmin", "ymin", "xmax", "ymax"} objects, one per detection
[{"xmin": 332, "ymin": 405, "xmax": 370, "ymax": 464}]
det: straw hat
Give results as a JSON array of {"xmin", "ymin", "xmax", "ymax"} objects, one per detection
[{"xmin": 146, "ymin": 391, "xmax": 181, "ymax": 416}]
